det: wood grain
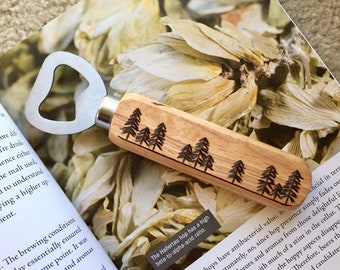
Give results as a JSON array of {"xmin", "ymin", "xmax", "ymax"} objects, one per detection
[{"xmin": 108, "ymin": 93, "xmax": 312, "ymax": 209}]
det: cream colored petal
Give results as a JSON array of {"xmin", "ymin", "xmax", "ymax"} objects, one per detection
[
  {"xmin": 165, "ymin": 77, "xmax": 235, "ymax": 115},
  {"xmin": 157, "ymin": 32, "xmax": 223, "ymax": 63},
  {"xmin": 323, "ymin": 79, "xmax": 340, "ymax": 102},
  {"xmin": 39, "ymin": 1, "xmax": 85, "ymax": 53},
  {"xmin": 117, "ymin": 202, "xmax": 135, "ymax": 241},
  {"xmin": 112, "ymin": 209, "xmax": 173, "ymax": 258},
  {"xmin": 73, "ymin": 127, "xmax": 112, "ymax": 154},
  {"xmin": 217, "ymin": 199, "xmax": 262, "ymax": 233},
  {"xmin": 321, "ymin": 130, "xmax": 340, "ymax": 164},
  {"xmin": 64, "ymin": 153, "xmax": 95, "ymax": 200},
  {"xmin": 221, "ymin": 3, "xmax": 283, "ymax": 36},
  {"xmin": 194, "ymin": 183, "xmax": 217, "ymax": 215},
  {"xmin": 173, "ymin": 208, "xmax": 202, "ymax": 224},
  {"xmin": 124, "ymin": 44, "xmax": 222, "ymax": 82},
  {"xmin": 160, "ymin": 17, "xmax": 239, "ymax": 61},
  {"xmin": 110, "ymin": 66, "xmax": 173, "ymax": 101},
  {"xmin": 132, "ymin": 160, "xmax": 166, "ymax": 226},
  {"xmin": 187, "ymin": 0, "xmax": 235, "ymax": 16},
  {"xmin": 261, "ymin": 84, "xmax": 340, "ymax": 130},
  {"xmin": 161, "ymin": 168, "xmax": 194, "ymax": 185},
  {"xmin": 92, "ymin": 197, "xmax": 115, "ymax": 239},
  {"xmin": 196, "ymin": 22, "xmax": 263, "ymax": 65},
  {"xmin": 300, "ymin": 130, "xmax": 318, "ymax": 159},
  {"xmin": 120, "ymin": 236, "xmax": 150, "ymax": 269},
  {"xmin": 282, "ymin": 131, "xmax": 302, "ymax": 157},
  {"xmin": 73, "ymin": 151, "xmax": 127, "ymax": 214},
  {"xmin": 210, "ymin": 73, "xmax": 257, "ymax": 127},
  {"xmin": 268, "ymin": 0, "xmax": 291, "ymax": 28},
  {"xmin": 47, "ymin": 134, "xmax": 69, "ymax": 163}
]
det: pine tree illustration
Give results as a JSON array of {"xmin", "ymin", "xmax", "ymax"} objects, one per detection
[
  {"xmin": 281, "ymin": 170, "xmax": 303, "ymax": 204},
  {"xmin": 228, "ymin": 160, "xmax": 245, "ymax": 184},
  {"xmin": 271, "ymin": 183, "xmax": 283, "ymax": 200},
  {"xmin": 178, "ymin": 144, "xmax": 194, "ymax": 163},
  {"xmin": 150, "ymin": 123, "xmax": 167, "ymax": 150},
  {"xmin": 192, "ymin": 137, "xmax": 209, "ymax": 168},
  {"xmin": 202, "ymin": 155, "xmax": 214, "ymax": 172},
  {"xmin": 257, "ymin": 165, "xmax": 278, "ymax": 195},
  {"xmin": 121, "ymin": 108, "xmax": 142, "ymax": 140},
  {"xmin": 135, "ymin": 127, "xmax": 151, "ymax": 147}
]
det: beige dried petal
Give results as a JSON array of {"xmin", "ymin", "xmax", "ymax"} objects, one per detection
[
  {"xmin": 1, "ymin": 70, "xmax": 36, "ymax": 117},
  {"xmin": 321, "ymin": 130, "xmax": 340, "ymax": 164},
  {"xmin": 99, "ymin": 235, "xmax": 120, "ymax": 257},
  {"xmin": 165, "ymin": 77, "xmax": 235, "ymax": 116},
  {"xmin": 216, "ymin": 188, "xmax": 238, "ymax": 210},
  {"xmin": 268, "ymin": 0, "xmax": 291, "ymax": 28},
  {"xmin": 194, "ymin": 183, "xmax": 217, "ymax": 215},
  {"xmin": 176, "ymin": 195, "xmax": 203, "ymax": 209},
  {"xmin": 112, "ymin": 209, "xmax": 173, "ymax": 258},
  {"xmin": 123, "ymin": 44, "xmax": 222, "ymax": 82},
  {"xmin": 39, "ymin": 1, "xmax": 85, "ymax": 53},
  {"xmin": 221, "ymin": 3, "xmax": 283, "ymax": 36},
  {"xmin": 217, "ymin": 199, "xmax": 262, "ymax": 233},
  {"xmin": 92, "ymin": 197, "xmax": 115, "ymax": 239},
  {"xmin": 157, "ymin": 32, "xmax": 223, "ymax": 63},
  {"xmin": 187, "ymin": 0, "xmax": 235, "ymax": 16},
  {"xmin": 117, "ymin": 203, "xmax": 135, "ymax": 241},
  {"xmin": 300, "ymin": 130, "xmax": 318, "ymax": 159},
  {"xmin": 75, "ymin": 0, "xmax": 165, "ymax": 78},
  {"xmin": 161, "ymin": 168, "xmax": 194, "ymax": 185},
  {"xmin": 323, "ymin": 80, "xmax": 340, "ymax": 102},
  {"xmin": 282, "ymin": 131, "xmax": 302, "ymax": 157},
  {"xmin": 110, "ymin": 65, "xmax": 173, "ymax": 101},
  {"xmin": 196, "ymin": 22, "xmax": 264, "ymax": 65},
  {"xmin": 50, "ymin": 162, "xmax": 69, "ymax": 189},
  {"xmin": 147, "ymin": 227, "xmax": 167, "ymax": 239},
  {"xmin": 73, "ymin": 151, "xmax": 122, "ymax": 214},
  {"xmin": 73, "ymin": 127, "xmax": 112, "ymax": 154},
  {"xmin": 160, "ymin": 17, "xmax": 239, "ymax": 61},
  {"xmin": 210, "ymin": 73, "xmax": 257, "ymax": 127},
  {"xmin": 173, "ymin": 208, "xmax": 202, "ymax": 224},
  {"xmin": 132, "ymin": 160, "xmax": 166, "ymax": 226},
  {"xmin": 111, "ymin": 153, "xmax": 134, "ymax": 236},
  {"xmin": 64, "ymin": 153, "xmax": 95, "ymax": 200},
  {"xmin": 120, "ymin": 236, "xmax": 150, "ymax": 269},
  {"xmin": 261, "ymin": 84, "xmax": 340, "ymax": 130},
  {"xmin": 46, "ymin": 133, "xmax": 68, "ymax": 163}
]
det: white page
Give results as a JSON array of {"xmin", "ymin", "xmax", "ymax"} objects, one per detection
[
  {"xmin": 0, "ymin": 103, "xmax": 117, "ymax": 270},
  {"xmin": 187, "ymin": 152, "xmax": 340, "ymax": 270}
]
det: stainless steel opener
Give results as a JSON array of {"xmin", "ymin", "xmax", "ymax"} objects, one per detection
[{"xmin": 25, "ymin": 51, "xmax": 311, "ymax": 209}]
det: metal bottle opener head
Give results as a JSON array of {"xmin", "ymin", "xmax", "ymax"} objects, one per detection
[{"xmin": 25, "ymin": 51, "xmax": 117, "ymax": 134}]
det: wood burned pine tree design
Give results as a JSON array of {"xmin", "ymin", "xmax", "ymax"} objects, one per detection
[
  {"xmin": 255, "ymin": 167, "xmax": 303, "ymax": 205},
  {"xmin": 178, "ymin": 144, "xmax": 194, "ymax": 163},
  {"xmin": 122, "ymin": 108, "xmax": 141, "ymax": 140},
  {"xmin": 257, "ymin": 165, "xmax": 278, "ymax": 195},
  {"xmin": 281, "ymin": 170, "xmax": 303, "ymax": 204},
  {"xmin": 150, "ymin": 123, "xmax": 167, "ymax": 150},
  {"xmin": 135, "ymin": 127, "xmax": 151, "ymax": 146},
  {"xmin": 228, "ymin": 160, "xmax": 245, "ymax": 184},
  {"xmin": 178, "ymin": 137, "xmax": 214, "ymax": 172},
  {"xmin": 121, "ymin": 108, "xmax": 167, "ymax": 150}
]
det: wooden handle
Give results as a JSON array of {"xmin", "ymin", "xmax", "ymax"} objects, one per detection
[{"xmin": 107, "ymin": 93, "xmax": 311, "ymax": 209}]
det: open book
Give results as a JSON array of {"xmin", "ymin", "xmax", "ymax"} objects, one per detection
[{"xmin": 0, "ymin": 0, "xmax": 339, "ymax": 269}]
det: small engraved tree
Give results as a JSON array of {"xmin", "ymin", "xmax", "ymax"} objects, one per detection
[
  {"xmin": 228, "ymin": 160, "xmax": 245, "ymax": 184},
  {"xmin": 122, "ymin": 108, "xmax": 141, "ymax": 140}
]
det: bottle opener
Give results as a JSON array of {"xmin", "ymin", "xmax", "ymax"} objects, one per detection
[{"xmin": 25, "ymin": 51, "xmax": 311, "ymax": 209}]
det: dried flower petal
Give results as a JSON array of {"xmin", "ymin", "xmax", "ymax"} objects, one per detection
[{"xmin": 261, "ymin": 83, "xmax": 340, "ymax": 130}]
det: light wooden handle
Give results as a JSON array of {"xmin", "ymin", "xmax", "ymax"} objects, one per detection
[{"xmin": 107, "ymin": 93, "xmax": 311, "ymax": 209}]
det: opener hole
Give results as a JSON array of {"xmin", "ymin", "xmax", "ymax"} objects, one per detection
[{"xmin": 39, "ymin": 65, "xmax": 83, "ymax": 121}]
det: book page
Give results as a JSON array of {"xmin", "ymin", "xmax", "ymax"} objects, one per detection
[
  {"xmin": 187, "ymin": 152, "xmax": 340, "ymax": 270},
  {"xmin": 0, "ymin": 104, "xmax": 117, "ymax": 270}
]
